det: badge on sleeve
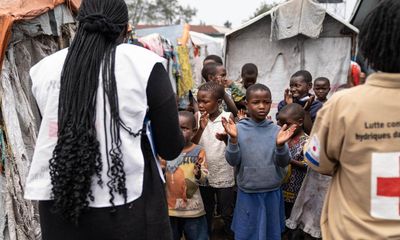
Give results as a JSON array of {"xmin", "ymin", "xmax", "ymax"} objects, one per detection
[
  {"xmin": 305, "ymin": 135, "xmax": 320, "ymax": 167},
  {"xmin": 371, "ymin": 152, "xmax": 400, "ymax": 220}
]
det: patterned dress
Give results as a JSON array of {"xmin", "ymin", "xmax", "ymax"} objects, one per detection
[
  {"xmin": 286, "ymin": 168, "xmax": 332, "ymax": 238},
  {"xmin": 282, "ymin": 133, "xmax": 309, "ymax": 204}
]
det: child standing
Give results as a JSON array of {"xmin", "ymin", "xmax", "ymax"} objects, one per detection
[
  {"xmin": 313, "ymin": 77, "xmax": 331, "ymax": 103},
  {"xmin": 226, "ymin": 63, "xmax": 259, "ymax": 110},
  {"xmin": 278, "ymin": 104, "xmax": 309, "ymax": 219},
  {"xmin": 192, "ymin": 82, "xmax": 235, "ymax": 238},
  {"xmin": 197, "ymin": 63, "xmax": 238, "ymax": 116},
  {"xmin": 278, "ymin": 70, "xmax": 323, "ymax": 135},
  {"xmin": 203, "ymin": 54, "xmax": 223, "ymax": 66},
  {"xmin": 163, "ymin": 111, "xmax": 209, "ymax": 240},
  {"xmin": 241, "ymin": 63, "xmax": 258, "ymax": 90},
  {"xmin": 278, "ymin": 70, "xmax": 323, "ymax": 122},
  {"xmin": 223, "ymin": 84, "xmax": 297, "ymax": 240},
  {"xmin": 285, "ymin": 167, "xmax": 332, "ymax": 239}
]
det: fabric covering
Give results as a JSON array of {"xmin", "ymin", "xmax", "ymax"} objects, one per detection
[
  {"xmin": 271, "ymin": 0, "xmax": 326, "ymax": 41},
  {"xmin": 177, "ymin": 46, "xmax": 194, "ymax": 97},
  {"xmin": 286, "ymin": 168, "xmax": 331, "ymax": 238},
  {"xmin": 0, "ymin": 0, "xmax": 80, "ymax": 69},
  {"xmin": 0, "ymin": 3, "xmax": 78, "ymax": 239}
]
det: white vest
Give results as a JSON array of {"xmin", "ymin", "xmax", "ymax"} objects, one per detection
[{"xmin": 25, "ymin": 44, "xmax": 165, "ymax": 207}]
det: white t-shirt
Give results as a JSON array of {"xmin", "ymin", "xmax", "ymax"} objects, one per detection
[
  {"xmin": 25, "ymin": 44, "xmax": 166, "ymax": 207},
  {"xmin": 197, "ymin": 111, "xmax": 235, "ymax": 188}
]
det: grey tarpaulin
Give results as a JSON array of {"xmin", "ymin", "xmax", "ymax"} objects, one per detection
[
  {"xmin": 271, "ymin": 0, "xmax": 326, "ymax": 41},
  {"xmin": 1, "ymin": 57, "xmax": 40, "ymax": 240},
  {"xmin": 0, "ymin": 175, "xmax": 7, "ymax": 240},
  {"xmin": 224, "ymin": 0, "xmax": 358, "ymax": 119},
  {"xmin": 10, "ymin": 4, "xmax": 74, "ymax": 39},
  {"xmin": 0, "ymin": 4, "xmax": 76, "ymax": 240}
]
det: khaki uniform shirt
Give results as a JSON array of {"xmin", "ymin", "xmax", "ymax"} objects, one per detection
[{"xmin": 305, "ymin": 73, "xmax": 400, "ymax": 239}]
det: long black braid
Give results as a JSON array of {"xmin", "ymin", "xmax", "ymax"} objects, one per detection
[
  {"xmin": 359, "ymin": 0, "xmax": 400, "ymax": 73},
  {"xmin": 49, "ymin": 0, "xmax": 131, "ymax": 223}
]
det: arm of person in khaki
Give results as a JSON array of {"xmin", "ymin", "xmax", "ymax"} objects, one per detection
[{"xmin": 304, "ymin": 96, "xmax": 344, "ymax": 176}]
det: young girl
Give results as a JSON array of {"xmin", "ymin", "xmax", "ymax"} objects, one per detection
[
  {"xmin": 283, "ymin": 105, "xmax": 330, "ymax": 240},
  {"xmin": 223, "ymin": 84, "xmax": 297, "ymax": 240},
  {"xmin": 277, "ymin": 104, "xmax": 309, "ymax": 219},
  {"xmin": 285, "ymin": 168, "xmax": 331, "ymax": 239},
  {"xmin": 162, "ymin": 111, "xmax": 208, "ymax": 240},
  {"xmin": 192, "ymin": 81, "xmax": 235, "ymax": 238}
]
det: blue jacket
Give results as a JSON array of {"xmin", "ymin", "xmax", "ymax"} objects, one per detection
[
  {"xmin": 225, "ymin": 118, "xmax": 290, "ymax": 193},
  {"xmin": 277, "ymin": 97, "xmax": 323, "ymax": 122}
]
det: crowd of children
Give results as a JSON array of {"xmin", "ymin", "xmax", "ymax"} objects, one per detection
[{"xmin": 162, "ymin": 53, "xmax": 339, "ymax": 240}]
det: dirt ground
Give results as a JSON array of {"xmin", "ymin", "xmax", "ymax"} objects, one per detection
[{"xmin": 211, "ymin": 216, "xmax": 233, "ymax": 240}]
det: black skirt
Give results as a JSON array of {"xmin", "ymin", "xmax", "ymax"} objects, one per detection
[{"xmin": 39, "ymin": 136, "xmax": 172, "ymax": 240}]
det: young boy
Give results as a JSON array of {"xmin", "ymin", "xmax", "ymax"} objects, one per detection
[
  {"xmin": 197, "ymin": 63, "xmax": 238, "ymax": 116},
  {"xmin": 203, "ymin": 55, "xmax": 223, "ymax": 66},
  {"xmin": 192, "ymin": 82, "xmax": 235, "ymax": 238},
  {"xmin": 241, "ymin": 63, "xmax": 258, "ymax": 90},
  {"xmin": 277, "ymin": 103, "xmax": 309, "ymax": 219},
  {"xmin": 226, "ymin": 63, "xmax": 259, "ymax": 110},
  {"xmin": 278, "ymin": 70, "xmax": 323, "ymax": 134},
  {"xmin": 201, "ymin": 62, "xmax": 219, "ymax": 82},
  {"xmin": 223, "ymin": 83, "xmax": 296, "ymax": 239},
  {"xmin": 163, "ymin": 111, "xmax": 208, "ymax": 240},
  {"xmin": 216, "ymin": 64, "xmax": 228, "ymax": 87},
  {"xmin": 313, "ymin": 77, "xmax": 331, "ymax": 103}
]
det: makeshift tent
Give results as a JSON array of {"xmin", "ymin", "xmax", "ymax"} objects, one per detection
[
  {"xmin": 224, "ymin": 0, "xmax": 358, "ymax": 118},
  {"xmin": 190, "ymin": 31, "xmax": 223, "ymax": 58},
  {"xmin": 0, "ymin": 1, "xmax": 79, "ymax": 239}
]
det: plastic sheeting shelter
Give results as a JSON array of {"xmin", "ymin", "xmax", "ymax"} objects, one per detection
[
  {"xmin": 225, "ymin": 0, "xmax": 358, "ymax": 117},
  {"xmin": 189, "ymin": 31, "xmax": 223, "ymax": 58},
  {"xmin": 136, "ymin": 25, "xmax": 186, "ymax": 46},
  {"xmin": 0, "ymin": 0, "xmax": 80, "ymax": 69}
]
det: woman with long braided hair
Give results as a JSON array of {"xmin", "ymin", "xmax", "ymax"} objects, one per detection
[{"xmin": 24, "ymin": 0, "xmax": 184, "ymax": 239}]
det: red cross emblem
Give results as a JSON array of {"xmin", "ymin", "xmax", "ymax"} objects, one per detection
[
  {"xmin": 376, "ymin": 157, "xmax": 400, "ymax": 216},
  {"xmin": 371, "ymin": 152, "xmax": 400, "ymax": 220}
]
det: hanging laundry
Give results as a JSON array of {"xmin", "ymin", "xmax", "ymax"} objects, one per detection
[
  {"xmin": 177, "ymin": 45, "xmax": 194, "ymax": 97},
  {"xmin": 139, "ymin": 33, "xmax": 165, "ymax": 57}
]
